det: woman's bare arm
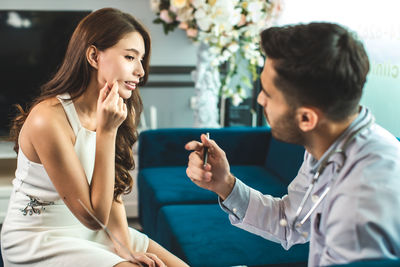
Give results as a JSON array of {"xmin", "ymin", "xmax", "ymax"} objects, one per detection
[{"xmin": 23, "ymin": 83, "xmax": 127, "ymax": 230}]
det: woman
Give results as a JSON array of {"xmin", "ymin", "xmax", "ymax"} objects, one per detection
[{"xmin": 1, "ymin": 8, "xmax": 188, "ymax": 267}]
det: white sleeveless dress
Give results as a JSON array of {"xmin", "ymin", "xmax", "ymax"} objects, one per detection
[{"xmin": 1, "ymin": 93, "xmax": 149, "ymax": 266}]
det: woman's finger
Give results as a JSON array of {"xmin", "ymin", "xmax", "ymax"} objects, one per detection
[
  {"xmin": 118, "ymin": 96, "xmax": 124, "ymax": 110},
  {"xmin": 146, "ymin": 253, "xmax": 166, "ymax": 267},
  {"xmin": 98, "ymin": 82, "xmax": 109, "ymax": 103},
  {"xmin": 136, "ymin": 255, "xmax": 155, "ymax": 267},
  {"xmin": 104, "ymin": 82, "xmax": 119, "ymax": 105}
]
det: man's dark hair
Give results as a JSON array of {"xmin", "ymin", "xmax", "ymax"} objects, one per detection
[{"xmin": 260, "ymin": 22, "xmax": 370, "ymax": 121}]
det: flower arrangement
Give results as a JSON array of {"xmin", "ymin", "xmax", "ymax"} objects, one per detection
[{"xmin": 150, "ymin": 0, "xmax": 281, "ymax": 106}]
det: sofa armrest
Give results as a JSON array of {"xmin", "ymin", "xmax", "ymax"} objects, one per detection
[{"xmin": 138, "ymin": 127, "xmax": 271, "ymax": 169}]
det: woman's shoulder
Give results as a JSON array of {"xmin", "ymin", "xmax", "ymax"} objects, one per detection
[{"xmin": 26, "ymin": 97, "xmax": 74, "ymax": 138}]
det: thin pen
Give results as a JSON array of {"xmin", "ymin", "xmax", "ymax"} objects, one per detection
[{"xmin": 203, "ymin": 132, "xmax": 210, "ymax": 167}]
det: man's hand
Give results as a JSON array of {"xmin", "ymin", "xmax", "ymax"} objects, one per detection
[{"xmin": 185, "ymin": 134, "xmax": 236, "ymax": 200}]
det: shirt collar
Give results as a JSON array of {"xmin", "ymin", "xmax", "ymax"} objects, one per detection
[{"xmin": 309, "ymin": 106, "xmax": 374, "ymax": 173}]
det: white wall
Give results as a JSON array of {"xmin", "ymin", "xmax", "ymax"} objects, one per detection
[{"xmin": 277, "ymin": 0, "xmax": 400, "ymax": 136}]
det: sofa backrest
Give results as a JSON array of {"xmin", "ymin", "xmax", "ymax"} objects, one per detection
[
  {"xmin": 138, "ymin": 127, "xmax": 270, "ymax": 169},
  {"xmin": 264, "ymin": 137, "xmax": 305, "ymax": 186}
]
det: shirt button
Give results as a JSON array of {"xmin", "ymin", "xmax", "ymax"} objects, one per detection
[
  {"xmin": 311, "ymin": 194, "xmax": 319, "ymax": 203},
  {"xmin": 301, "ymin": 231, "xmax": 309, "ymax": 238},
  {"xmin": 232, "ymin": 208, "xmax": 237, "ymax": 213}
]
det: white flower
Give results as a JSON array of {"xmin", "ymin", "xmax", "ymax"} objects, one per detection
[
  {"xmin": 194, "ymin": 8, "xmax": 206, "ymax": 19},
  {"xmin": 218, "ymin": 35, "xmax": 232, "ymax": 47},
  {"xmin": 221, "ymin": 49, "xmax": 231, "ymax": 61},
  {"xmin": 209, "ymin": 46, "xmax": 221, "ymax": 55},
  {"xmin": 150, "ymin": 0, "xmax": 161, "ymax": 12},
  {"xmin": 191, "ymin": 0, "xmax": 206, "ymax": 9},
  {"xmin": 195, "ymin": 9, "xmax": 213, "ymax": 31},
  {"xmin": 176, "ymin": 6, "xmax": 194, "ymax": 22},
  {"xmin": 209, "ymin": 1, "xmax": 240, "ymax": 29},
  {"xmin": 170, "ymin": 0, "xmax": 188, "ymax": 9},
  {"xmin": 227, "ymin": 42, "xmax": 239, "ymax": 53},
  {"xmin": 151, "ymin": 0, "xmax": 282, "ymax": 105},
  {"xmin": 247, "ymin": 1, "xmax": 265, "ymax": 22},
  {"xmin": 231, "ymin": 92, "xmax": 244, "ymax": 106},
  {"xmin": 257, "ymin": 55, "xmax": 265, "ymax": 67},
  {"xmin": 211, "ymin": 58, "xmax": 220, "ymax": 67}
]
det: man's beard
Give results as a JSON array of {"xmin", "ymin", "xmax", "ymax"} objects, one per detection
[{"xmin": 269, "ymin": 108, "xmax": 306, "ymax": 146}]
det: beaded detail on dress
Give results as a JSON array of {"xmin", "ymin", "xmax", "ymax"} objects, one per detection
[{"xmin": 20, "ymin": 195, "xmax": 55, "ymax": 216}]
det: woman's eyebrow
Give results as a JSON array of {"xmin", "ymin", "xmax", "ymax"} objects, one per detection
[{"xmin": 124, "ymin": 48, "xmax": 144, "ymax": 57}]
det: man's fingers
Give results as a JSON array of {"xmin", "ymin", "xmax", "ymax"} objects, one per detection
[
  {"xmin": 201, "ymin": 134, "xmax": 222, "ymax": 156},
  {"xmin": 186, "ymin": 160, "xmax": 212, "ymax": 182},
  {"xmin": 185, "ymin": 140, "xmax": 203, "ymax": 151}
]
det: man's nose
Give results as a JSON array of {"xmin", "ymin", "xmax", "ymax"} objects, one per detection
[{"xmin": 257, "ymin": 91, "xmax": 266, "ymax": 106}]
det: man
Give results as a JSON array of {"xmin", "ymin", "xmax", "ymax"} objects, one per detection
[{"xmin": 185, "ymin": 22, "xmax": 400, "ymax": 266}]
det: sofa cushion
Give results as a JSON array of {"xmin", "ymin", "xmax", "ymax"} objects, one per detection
[
  {"xmin": 264, "ymin": 138, "xmax": 305, "ymax": 185},
  {"xmin": 138, "ymin": 165, "xmax": 289, "ymax": 237},
  {"xmin": 138, "ymin": 166, "xmax": 216, "ymax": 237},
  {"xmin": 230, "ymin": 165, "xmax": 290, "ymax": 196},
  {"xmin": 330, "ymin": 259, "xmax": 400, "ymax": 266},
  {"xmin": 156, "ymin": 204, "xmax": 309, "ymax": 267}
]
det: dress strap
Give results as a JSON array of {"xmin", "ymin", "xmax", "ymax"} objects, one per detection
[{"xmin": 57, "ymin": 93, "xmax": 81, "ymax": 135}]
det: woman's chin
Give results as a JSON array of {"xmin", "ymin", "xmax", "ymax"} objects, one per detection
[{"xmin": 119, "ymin": 90, "xmax": 132, "ymax": 100}]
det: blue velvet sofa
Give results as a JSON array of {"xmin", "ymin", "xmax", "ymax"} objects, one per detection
[
  {"xmin": 138, "ymin": 127, "xmax": 309, "ymax": 267},
  {"xmin": 137, "ymin": 127, "xmax": 400, "ymax": 267},
  {"xmin": 332, "ymin": 259, "xmax": 400, "ymax": 266}
]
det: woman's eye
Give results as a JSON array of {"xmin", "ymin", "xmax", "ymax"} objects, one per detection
[{"xmin": 125, "ymin": 55, "xmax": 134, "ymax": 61}]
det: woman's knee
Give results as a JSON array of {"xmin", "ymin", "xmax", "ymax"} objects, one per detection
[{"xmin": 114, "ymin": 261, "xmax": 140, "ymax": 267}]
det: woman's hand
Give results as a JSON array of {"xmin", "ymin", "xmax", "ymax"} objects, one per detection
[
  {"xmin": 131, "ymin": 251, "xmax": 166, "ymax": 267},
  {"xmin": 115, "ymin": 245, "xmax": 166, "ymax": 267},
  {"xmin": 96, "ymin": 82, "xmax": 127, "ymax": 133}
]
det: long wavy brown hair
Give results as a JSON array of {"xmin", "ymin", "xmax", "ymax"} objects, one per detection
[{"xmin": 9, "ymin": 8, "xmax": 151, "ymax": 201}]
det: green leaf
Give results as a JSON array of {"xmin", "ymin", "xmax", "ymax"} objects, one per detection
[{"xmin": 153, "ymin": 18, "xmax": 163, "ymax": 24}]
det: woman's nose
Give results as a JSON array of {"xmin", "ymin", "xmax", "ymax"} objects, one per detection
[{"xmin": 134, "ymin": 62, "xmax": 145, "ymax": 78}]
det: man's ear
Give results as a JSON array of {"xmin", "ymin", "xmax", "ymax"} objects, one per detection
[
  {"xmin": 86, "ymin": 45, "xmax": 99, "ymax": 69},
  {"xmin": 295, "ymin": 107, "xmax": 319, "ymax": 132}
]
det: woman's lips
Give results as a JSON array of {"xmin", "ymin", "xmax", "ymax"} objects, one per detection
[{"xmin": 124, "ymin": 81, "xmax": 137, "ymax": 90}]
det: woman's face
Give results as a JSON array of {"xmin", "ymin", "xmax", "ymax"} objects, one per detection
[{"xmin": 96, "ymin": 31, "xmax": 145, "ymax": 99}]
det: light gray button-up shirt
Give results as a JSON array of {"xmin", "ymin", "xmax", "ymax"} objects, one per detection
[{"xmin": 220, "ymin": 107, "xmax": 400, "ymax": 266}]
